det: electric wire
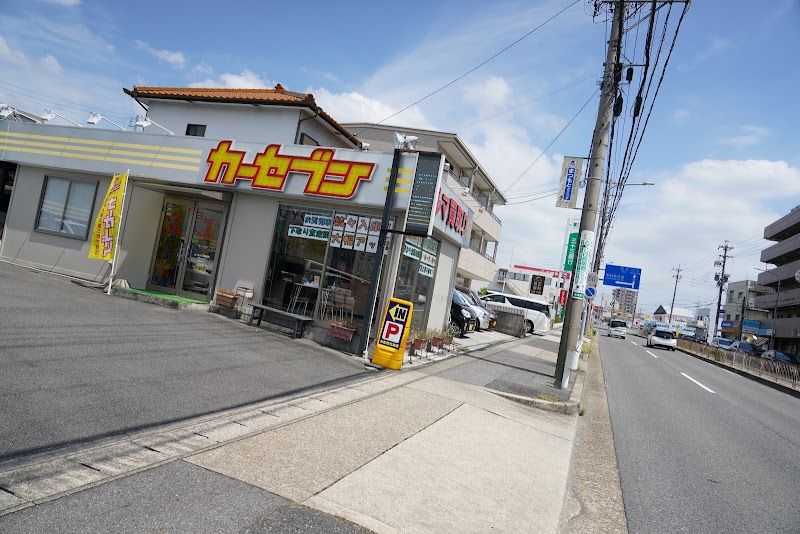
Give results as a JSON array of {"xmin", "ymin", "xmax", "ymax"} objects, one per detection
[{"xmin": 351, "ymin": 0, "xmax": 582, "ymax": 137}]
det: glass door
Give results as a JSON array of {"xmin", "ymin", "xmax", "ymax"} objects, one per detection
[
  {"xmin": 147, "ymin": 198, "xmax": 226, "ymax": 301},
  {"xmin": 179, "ymin": 202, "xmax": 225, "ymax": 299}
]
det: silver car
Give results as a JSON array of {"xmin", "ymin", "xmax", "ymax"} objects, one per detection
[
  {"xmin": 647, "ymin": 328, "xmax": 677, "ymax": 351},
  {"xmin": 608, "ymin": 319, "xmax": 627, "ymax": 339}
]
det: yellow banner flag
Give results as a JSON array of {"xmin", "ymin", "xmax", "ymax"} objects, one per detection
[{"xmin": 89, "ymin": 172, "xmax": 128, "ymax": 260}]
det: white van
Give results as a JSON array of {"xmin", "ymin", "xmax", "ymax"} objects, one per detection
[
  {"xmin": 481, "ymin": 292, "xmax": 551, "ymax": 334},
  {"xmin": 608, "ymin": 319, "xmax": 627, "ymax": 339}
]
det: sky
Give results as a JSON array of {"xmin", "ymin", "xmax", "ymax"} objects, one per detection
[{"xmin": 2, "ymin": 0, "xmax": 799, "ymax": 315}]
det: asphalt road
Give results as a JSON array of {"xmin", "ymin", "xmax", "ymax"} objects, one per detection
[
  {"xmin": 0, "ymin": 262, "xmax": 368, "ymax": 462},
  {"xmin": 600, "ymin": 330, "xmax": 800, "ymax": 533}
]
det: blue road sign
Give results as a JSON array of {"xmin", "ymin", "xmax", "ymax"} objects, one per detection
[
  {"xmin": 602, "ymin": 265, "xmax": 642, "ymax": 290},
  {"xmin": 585, "ymin": 286, "xmax": 596, "ymax": 299}
]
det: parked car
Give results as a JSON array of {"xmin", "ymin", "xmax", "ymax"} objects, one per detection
[
  {"xmin": 450, "ymin": 289, "xmax": 477, "ymax": 337},
  {"xmin": 761, "ymin": 350, "xmax": 800, "ymax": 365},
  {"xmin": 481, "ymin": 292, "xmax": 550, "ymax": 334},
  {"xmin": 730, "ymin": 341, "xmax": 762, "ymax": 356},
  {"xmin": 455, "ymin": 285, "xmax": 497, "ymax": 330},
  {"xmin": 710, "ymin": 337, "xmax": 733, "ymax": 350},
  {"xmin": 608, "ymin": 319, "xmax": 627, "ymax": 339},
  {"xmin": 647, "ymin": 328, "xmax": 677, "ymax": 351}
]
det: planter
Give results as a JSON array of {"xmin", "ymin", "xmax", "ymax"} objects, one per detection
[
  {"xmin": 330, "ymin": 324, "xmax": 356, "ymax": 342},
  {"xmin": 412, "ymin": 338, "xmax": 430, "ymax": 354},
  {"xmin": 215, "ymin": 289, "xmax": 239, "ymax": 308}
]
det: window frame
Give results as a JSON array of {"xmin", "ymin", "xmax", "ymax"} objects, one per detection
[
  {"xmin": 34, "ymin": 175, "xmax": 98, "ymax": 240},
  {"xmin": 185, "ymin": 124, "xmax": 206, "ymax": 137}
]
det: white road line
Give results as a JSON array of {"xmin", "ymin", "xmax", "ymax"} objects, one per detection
[
  {"xmin": 646, "ymin": 350, "xmax": 659, "ymax": 359},
  {"xmin": 630, "ymin": 340, "xmax": 637, "ymax": 345},
  {"xmin": 681, "ymin": 372, "xmax": 716, "ymax": 393}
]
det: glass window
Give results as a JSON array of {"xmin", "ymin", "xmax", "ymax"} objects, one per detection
[
  {"xmin": 185, "ymin": 124, "xmax": 206, "ymax": 137},
  {"xmin": 395, "ymin": 235, "xmax": 439, "ymax": 331},
  {"xmin": 36, "ymin": 176, "xmax": 97, "ymax": 239}
]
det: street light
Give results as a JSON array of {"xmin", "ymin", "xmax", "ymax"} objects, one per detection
[
  {"xmin": 87, "ymin": 112, "xmax": 127, "ymax": 131},
  {"xmin": 135, "ymin": 116, "xmax": 174, "ymax": 135},
  {"xmin": 755, "ymin": 267, "xmax": 780, "ymax": 350},
  {"xmin": 42, "ymin": 109, "xmax": 83, "ymax": 127}
]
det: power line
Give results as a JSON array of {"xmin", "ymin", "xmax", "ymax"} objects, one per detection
[
  {"xmin": 502, "ymin": 88, "xmax": 599, "ymax": 199},
  {"xmin": 351, "ymin": 0, "xmax": 582, "ymax": 137}
]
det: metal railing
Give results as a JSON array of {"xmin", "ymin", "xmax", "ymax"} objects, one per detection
[{"xmin": 677, "ymin": 339, "xmax": 799, "ymax": 389}]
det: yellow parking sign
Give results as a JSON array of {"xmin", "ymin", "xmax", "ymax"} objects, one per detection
[{"xmin": 371, "ymin": 298, "xmax": 413, "ymax": 370}]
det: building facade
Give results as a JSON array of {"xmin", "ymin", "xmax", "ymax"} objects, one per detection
[
  {"xmin": 492, "ymin": 265, "xmax": 567, "ymax": 308},
  {"xmin": 341, "ymin": 123, "xmax": 505, "ymax": 292},
  {"xmin": 753, "ymin": 206, "xmax": 800, "ymax": 354},
  {"xmin": 0, "ymin": 86, "xmax": 471, "ymax": 344},
  {"xmin": 720, "ymin": 280, "xmax": 772, "ymax": 343}
]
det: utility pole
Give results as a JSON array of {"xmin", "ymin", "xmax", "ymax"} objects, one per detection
[
  {"xmin": 555, "ymin": 0, "xmax": 624, "ymax": 386},
  {"xmin": 713, "ymin": 241, "xmax": 733, "ymax": 339},
  {"xmin": 738, "ymin": 284, "xmax": 748, "ymax": 341},
  {"xmin": 668, "ymin": 265, "xmax": 682, "ymax": 324}
]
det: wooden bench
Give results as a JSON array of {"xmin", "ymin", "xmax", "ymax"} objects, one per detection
[{"xmin": 248, "ymin": 304, "xmax": 313, "ymax": 339}]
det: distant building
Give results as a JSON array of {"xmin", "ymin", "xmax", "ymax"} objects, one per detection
[
  {"xmin": 720, "ymin": 280, "xmax": 772, "ymax": 343},
  {"xmin": 754, "ymin": 206, "xmax": 800, "ymax": 355},
  {"xmin": 612, "ymin": 287, "xmax": 638, "ymax": 317},
  {"xmin": 652, "ymin": 305, "xmax": 695, "ymax": 325},
  {"xmin": 493, "ymin": 264, "xmax": 566, "ymax": 307}
]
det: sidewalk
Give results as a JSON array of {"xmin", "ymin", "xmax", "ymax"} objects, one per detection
[{"xmin": 0, "ymin": 325, "xmax": 584, "ymax": 533}]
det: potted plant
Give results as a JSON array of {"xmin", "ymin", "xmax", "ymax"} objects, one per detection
[{"xmin": 329, "ymin": 319, "xmax": 358, "ymax": 342}]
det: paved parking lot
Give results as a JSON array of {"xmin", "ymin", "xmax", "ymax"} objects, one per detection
[{"xmin": 0, "ymin": 262, "xmax": 369, "ymax": 462}]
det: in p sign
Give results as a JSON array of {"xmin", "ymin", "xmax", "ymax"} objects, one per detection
[{"xmin": 371, "ymin": 298, "xmax": 413, "ymax": 370}]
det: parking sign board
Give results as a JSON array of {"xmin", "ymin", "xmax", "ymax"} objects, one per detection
[{"xmin": 603, "ymin": 265, "xmax": 642, "ymax": 290}]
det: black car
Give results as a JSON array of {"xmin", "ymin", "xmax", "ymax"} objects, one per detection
[
  {"xmin": 761, "ymin": 349, "xmax": 800, "ymax": 365},
  {"xmin": 450, "ymin": 289, "xmax": 477, "ymax": 337}
]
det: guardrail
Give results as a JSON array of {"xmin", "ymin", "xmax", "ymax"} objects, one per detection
[{"xmin": 678, "ymin": 339, "xmax": 799, "ymax": 389}]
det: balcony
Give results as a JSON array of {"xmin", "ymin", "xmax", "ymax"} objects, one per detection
[
  {"xmin": 757, "ymin": 258, "xmax": 800, "ymax": 289},
  {"xmin": 444, "ymin": 171, "xmax": 502, "ymax": 241},
  {"xmin": 760, "ymin": 233, "xmax": 800, "ymax": 265},
  {"xmin": 753, "ymin": 286, "xmax": 800, "ymax": 310},
  {"xmin": 764, "ymin": 206, "xmax": 800, "ymax": 241},
  {"xmin": 458, "ymin": 247, "xmax": 497, "ymax": 283}
]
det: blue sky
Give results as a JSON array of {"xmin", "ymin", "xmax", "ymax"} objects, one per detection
[{"xmin": 2, "ymin": 0, "xmax": 799, "ymax": 315}]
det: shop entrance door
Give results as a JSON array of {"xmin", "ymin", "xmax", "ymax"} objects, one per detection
[{"xmin": 147, "ymin": 197, "xmax": 226, "ymax": 301}]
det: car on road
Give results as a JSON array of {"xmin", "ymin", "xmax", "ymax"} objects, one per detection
[
  {"xmin": 455, "ymin": 285, "xmax": 497, "ymax": 331},
  {"xmin": 761, "ymin": 349, "xmax": 800, "ymax": 365},
  {"xmin": 710, "ymin": 337, "xmax": 733, "ymax": 350},
  {"xmin": 608, "ymin": 319, "xmax": 627, "ymax": 339},
  {"xmin": 647, "ymin": 328, "xmax": 677, "ymax": 350},
  {"xmin": 450, "ymin": 289, "xmax": 477, "ymax": 337},
  {"xmin": 481, "ymin": 292, "xmax": 551, "ymax": 335},
  {"xmin": 730, "ymin": 341, "xmax": 762, "ymax": 356}
]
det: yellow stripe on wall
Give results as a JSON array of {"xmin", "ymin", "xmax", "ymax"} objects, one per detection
[
  {"xmin": 0, "ymin": 138, "xmax": 201, "ymax": 163},
  {"xmin": 0, "ymin": 131, "xmax": 203, "ymax": 155},
  {"xmin": 2, "ymin": 145, "xmax": 200, "ymax": 171}
]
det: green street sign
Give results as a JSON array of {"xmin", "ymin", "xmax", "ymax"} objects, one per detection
[{"xmin": 564, "ymin": 232, "xmax": 579, "ymax": 272}]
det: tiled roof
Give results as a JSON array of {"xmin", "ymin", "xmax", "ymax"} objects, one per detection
[
  {"xmin": 125, "ymin": 84, "xmax": 313, "ymax": 104},
  {"xmin": 123, "ymin": 84, "xmax": 359, "ymax": 146}
]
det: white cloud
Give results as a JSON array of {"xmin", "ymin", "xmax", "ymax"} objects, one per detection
[
  {"xmin": 682, "ymin": 37, "xmax": 731, "ymax": 71},
  {"xmin": 38, "ymin": 54, "xmax": 63, "ymax": 74},
  {"xmin": 463, "ymin": 75, "xmax": 513, "ymax": 114},
  {"xmin": 603, "ymin": 159, "xmax": 799, "ymax": 311},
  {"xmin": 134, "ymin": 40, "xmax": 185, "ymax": 69},
  {"xmin": 673, "ymin": 108, "xmax": 689, "ymax": 120},
  {"xmin": 192, "ymin": 62, "xmax": 213, "ymax": 76},
  {"xmin": 312, "ymin": 88, "xmax": 432, "ymax": 129},
  {"xmin": 0, "ymin": 36, "xmax": 28, "ymax": 64},
  {"xmin": 721, "ymin": 125, "xmax": 771, "ymax": 147},
  {"xmin": 190, "ymin": 69, "xmax": 272, "ymax": 88}
]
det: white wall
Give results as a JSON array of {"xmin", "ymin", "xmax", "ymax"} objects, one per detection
[
  {"xmin": 215, "ymin": 192, "xmax": 277, "ymax": 302},
  {"xmin": 147, "ymin": 102, "xmax": 302, "ymax": 145},
  {"xmin": 116, "ymin": 185, "xmax": 163, "ymax": 288},
  {"xmin": 427, "ymin": 238, "xmax": 460, "ymax": 330},
  {"xmin": 1, "ymin": 165, "xmax": 110, "ymax": 281}
]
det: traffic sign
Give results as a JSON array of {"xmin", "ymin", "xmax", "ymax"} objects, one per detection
[
  {"xmin": 602, "ymin": 264, "xmax": 642, "ymax": 290},
  {"xmin": 587, "ymin": 272, "xmax": 598, "ymax": 287},
  {"xmin": 585, "ymin": 286, "xmax": 596, "ymax": 299}
]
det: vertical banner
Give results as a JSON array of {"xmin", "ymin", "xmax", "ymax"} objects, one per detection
[
  {"xmin": 556, "ymin": 157, "xmax": 584, "ymax": 209},
  {"xmin": 89, "ymin": 172, "xmax": 128, "ymax": 260},
  {"xmin": 571, "ymin": 230, "xmax": 595, "ymax": 300}
]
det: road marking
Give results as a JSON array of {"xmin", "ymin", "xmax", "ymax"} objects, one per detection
[
  {"xmin": 681, "ymin": 372, "xmax": 715, "ymax": 393},
  {"xmin": 630, "ymin": 341, "xmax": 637, "ymax": 345},
  {"xmin": 646, "ymin": 350, "xmax": 659, "ymax": 359}
]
